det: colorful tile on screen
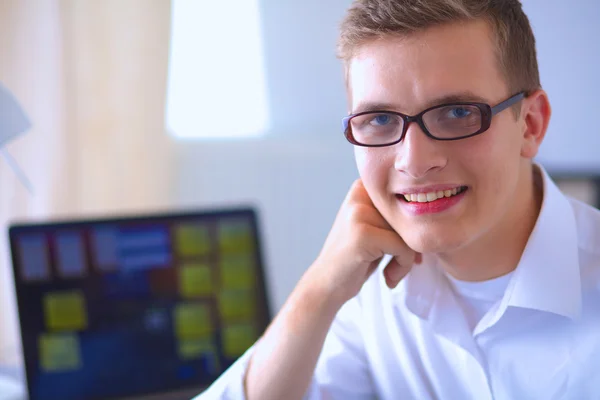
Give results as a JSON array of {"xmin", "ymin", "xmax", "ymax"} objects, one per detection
[
  {"xmin": 218, "ymin": 289, "xmax": 256, "ymax": 322},
  {"xmin": 217, "ymin": 218, "xmax": 254, "ymax": 254},
  {"xmin": 222, "ymin": 323, "xmax": 257, "ymax": 358},
  {"xmin": 220, "ymin": 254, "xmax": 255, "ymax": 289},
  {"xmin": 179, "ymin": 263, "xmax": 213, "ymax": 298},
  {"xmin": 174, "ymin": 302, "xmax": 213, "ymax": 339},
  {"xmin": 177, "ymin": 337, "xmax": 217, "ymax": 362},
  {"xmin": 18, "ymin": 233, "xmax": 51, "ymax": 282},
  {"xmin": 39, "ymin": 333, "xmax": 82, "ymax": 372},
  {"xmin": 174, "ymin": 223, "xmax": 211, "ymax": 257},
  {"xmin": 119, "ymin": 227, "xmax": 172, "ymax": 272},
  {"xmin": 91, "ymin": 227, "xmax": 119, "ymax": 272},
  {"xmin": 55, "ymin": 231, "xmax": 87, "ymax": 278},
  {"xmin": 178, "ymin": 338, "xmax": 221, "ymax": 375},
  {"xmin": 44, "ymin": 290, "xmax": 88, "ymax": 331}
]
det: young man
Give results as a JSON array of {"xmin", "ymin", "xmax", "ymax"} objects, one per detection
[{"xmin": 197, "ymin": 1, "xmax": 600, "ymax": 398}]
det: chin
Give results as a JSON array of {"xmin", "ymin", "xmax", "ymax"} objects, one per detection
[{"xmin": 399, "ymin": 225, "xmax": 468, "ymax": 254}]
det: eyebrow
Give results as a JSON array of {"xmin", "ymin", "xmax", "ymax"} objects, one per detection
[{"xmin": 352, "ymin": 91, "xmax": 491, "ymax": 115}]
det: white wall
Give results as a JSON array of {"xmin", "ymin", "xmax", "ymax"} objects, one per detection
[
  {"xmin": 256, "ymin": 0, "xmax": 352, "ymax": 139},
  {"xmin": 172, "ymin": 0, "xmax": 600, "ymax": 312},
  {"xmin": 523, "ymin": 0, "xmax": 600, "ymax": 173},
  {"xmin": 172, "ymin": 0, "xmax": 355, "ymax": 312}
]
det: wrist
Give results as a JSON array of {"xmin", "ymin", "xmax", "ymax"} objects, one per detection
[{"xmin": 293, "ymin": 263, "xmax": 348, "ymax": 320}]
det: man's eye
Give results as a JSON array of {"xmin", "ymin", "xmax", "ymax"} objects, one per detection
[
  {"xmin": 369, "ymin": 114, "xmax": 393, "ymax": 126},
  {"xmin": 447, "ymin": 107, "xmax": 472, "ymax": 119}
]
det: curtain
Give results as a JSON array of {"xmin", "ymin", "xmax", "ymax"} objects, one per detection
[{"xmin": 0, "ymin": 0, "xmax": 174, "ymax": 366}]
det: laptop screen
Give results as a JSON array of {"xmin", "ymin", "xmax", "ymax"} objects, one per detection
[{"xmin": 9, "ymin": 208, "xmax": 271, "ymax": 400}]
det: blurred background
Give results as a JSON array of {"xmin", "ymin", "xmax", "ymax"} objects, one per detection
[{"xmin": 0, "ymin": 0, "xmax": 598, "ymax": 394}]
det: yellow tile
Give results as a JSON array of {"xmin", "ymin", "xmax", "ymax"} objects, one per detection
[
  {"xmin": 39, "ymin": 333, "xmax": 81, "ymax": 372},
  {"xmin": 44, "ymin": 291, "xmax": 88, "ymax": 331},
  {"xmin": 218, "ymin": 289, "xmax": 256, "ymax": 322},
  {"xmin": 220, "ymin": 254, "xmax": 255, "ymax": 289},
  {"xmin": 222, "ymin": 323, "xmax": 257, "ymax": 358},
  {"xmin": 178, "ymin": 338, "xmax": 221, "ymax": 374},
  {"xmin": 179, "ymin": 264, "xmax": 213, "ymax": 298},
  {"xmin": 174, "ymin": 224, "xmax": 211, "ymax": 257},
  {"xmin": 218, "ymin": 219, "xmax": 254, "ymax": 254},
  {"xmin": 174, "ymin": 303, "xmax": 213, "ymax": 339},
  {"xmin": 178, "ymin": 337, "xmax": 216, "ymax": 360}
]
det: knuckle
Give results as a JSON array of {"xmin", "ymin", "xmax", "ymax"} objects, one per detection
[
  {"xmin": 353, "ymin": 223, "xmax": 371, "ymax": 239},
  {"xmin": 345, "ymin": 205, "xmax": 360, "ymax": 222},
  {"xmin": 351, "ymin": 178, "xmax": 364, "ymax": 191},
  {"xmin": 347, "ymin": 179, "xmax": 367, "ymax": 199},
  {"xmin": 346, "ymin": 203, "xmax": 369, "ymax": 223}
]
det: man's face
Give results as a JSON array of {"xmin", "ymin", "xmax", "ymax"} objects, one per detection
[{"xmin": 348, "ymin": 20, "xmax": 532, "ymax": 254}]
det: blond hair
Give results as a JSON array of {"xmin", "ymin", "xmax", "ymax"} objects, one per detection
[{"xmin": 338, "ymin": 0, "xmax": 541, "ymax": 95}]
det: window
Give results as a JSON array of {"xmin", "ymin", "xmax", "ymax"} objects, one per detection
[{"xmin": 165, "ymin": 0, "xmax": 269, "ymax": 139}]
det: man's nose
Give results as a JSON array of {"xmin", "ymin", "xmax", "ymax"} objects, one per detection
[{"xmin": 393, "ymin": 121, "xmax": 447, "ymax": 179}]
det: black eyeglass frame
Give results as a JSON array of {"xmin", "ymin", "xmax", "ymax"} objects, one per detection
[{"xmin": 342, "ymin": 91, "xmax": 526, "ymax": 147}]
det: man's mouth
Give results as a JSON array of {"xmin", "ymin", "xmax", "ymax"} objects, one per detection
[{"xmin": 397, "ymin": 186, "xmax": 468, "ymax": 203}]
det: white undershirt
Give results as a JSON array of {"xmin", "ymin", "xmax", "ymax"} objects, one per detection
[{"xmin": 445, "ymin": 271, "xmax": 513, "ymax": 332}]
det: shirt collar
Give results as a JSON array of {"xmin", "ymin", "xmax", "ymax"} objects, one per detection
[
  {"xmin": 503, "ymin": 164, "xmax": 582, "ymax": 319},
  {"xmin": 399, "ymin": 163, "xmax": 582, "ymax": 321},
  {"xmin": 401, "ymin": 254, "xmax": 439, "ymax": 320}
]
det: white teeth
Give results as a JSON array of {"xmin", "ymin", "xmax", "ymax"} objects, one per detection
[{"xmin": 403, "ymin": 187, "xmax": 465, "ymax": 203}]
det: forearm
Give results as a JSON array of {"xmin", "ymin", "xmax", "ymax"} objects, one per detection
[{"xmin": 244, "ymin": 268, "xmax": 343, "ymax": 400}]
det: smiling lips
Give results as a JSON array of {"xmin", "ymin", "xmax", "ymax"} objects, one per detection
[
  {"xmin": 401, "ymin": 186, "xmax": 468, "ymax": 203},
  {"xmin": 396, "ymin": 185, "xmax": 468, "ymax": 215}
]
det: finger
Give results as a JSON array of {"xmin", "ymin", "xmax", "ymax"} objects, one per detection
[
  {"xmin": 383, "ymin": 257, "xmax": 412, "ymax": 288},
  {"xmin": 368, "ymin": 226, "xmax": 416, "ymax": 261},
  {"xmin": 345, "ymin": 181, "xmax": 393, "ymax": 231},
  {"xmin": 364, "ymin": 209, "xmax": 394, "ymax": 231},
  {"xmin": 414, "ymin": 252, "xmax": 423, "ymax": 265},
  {"xmin": 347, "ymin": 179, "xmax": 374, "ymax": 205},
  {"xmin": 345, "ymin": 202, "xmax": 393, "ymax": 232}
]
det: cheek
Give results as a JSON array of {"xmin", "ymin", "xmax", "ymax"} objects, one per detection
[
  {"xmin": 462, "ymin": 126, "xmax": 520, "ymax": 173},
  {"xmin": 461, "ymin": 127, "xmax": 523, "ymax": 210},
  {"xmin": 354, "ymin": 147, "xmax": 368, "ymax": 173},
  {"xmin": 354, "ymin": 148, "xmax": 393, "ymax": 189}
]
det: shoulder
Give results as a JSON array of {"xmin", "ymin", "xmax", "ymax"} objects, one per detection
[
  {"xmin": 568, "ymin": 197, "xmax": 600, "ymax": 257},
  {"xmin": 568, "ymin": 198, "xmax": 600, "ymax": 307}
]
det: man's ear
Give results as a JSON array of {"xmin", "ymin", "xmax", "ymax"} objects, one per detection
[{"xmin": 520, "ymin": 89, "xmax": 552, "ymax": 159}]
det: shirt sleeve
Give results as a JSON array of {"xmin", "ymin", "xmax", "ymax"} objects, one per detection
[
  {"xmin": 191, "ymin": 344, "xmax": 255, "ymax": 400},
  {"xmin": 309, "ymin": 294, "xmax": 377, "ymax": 400},
  {"xmin": 193, "ymin": 295, "xmax": 376, "ymax": 400}
]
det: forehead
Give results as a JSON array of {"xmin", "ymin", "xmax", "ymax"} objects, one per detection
[{"xmin": 347, "ymin": 20, "xmax": 508, "ymax": 113}]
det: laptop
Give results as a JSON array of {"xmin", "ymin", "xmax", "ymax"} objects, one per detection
[{"xmin": 8, "ymin": 207, "xmax": 271, "ymax": 400}]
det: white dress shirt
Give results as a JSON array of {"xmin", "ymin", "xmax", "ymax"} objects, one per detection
[
  {"xmin": 445, "ymin": 271, "xmax": 513, "ymax": 332},
  {"xmin": 195, "ymin": 165, "xmax": 600, "ymax": 400}
]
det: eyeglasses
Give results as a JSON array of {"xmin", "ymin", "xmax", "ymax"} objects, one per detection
[{"xmin": 342, "ymin": 92, "xmax": 526, "ymax": 147}]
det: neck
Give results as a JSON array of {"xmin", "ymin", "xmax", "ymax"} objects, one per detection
[{"xmin": 438, "ymin": 162, "xmax": 544, "ymax": 282}]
